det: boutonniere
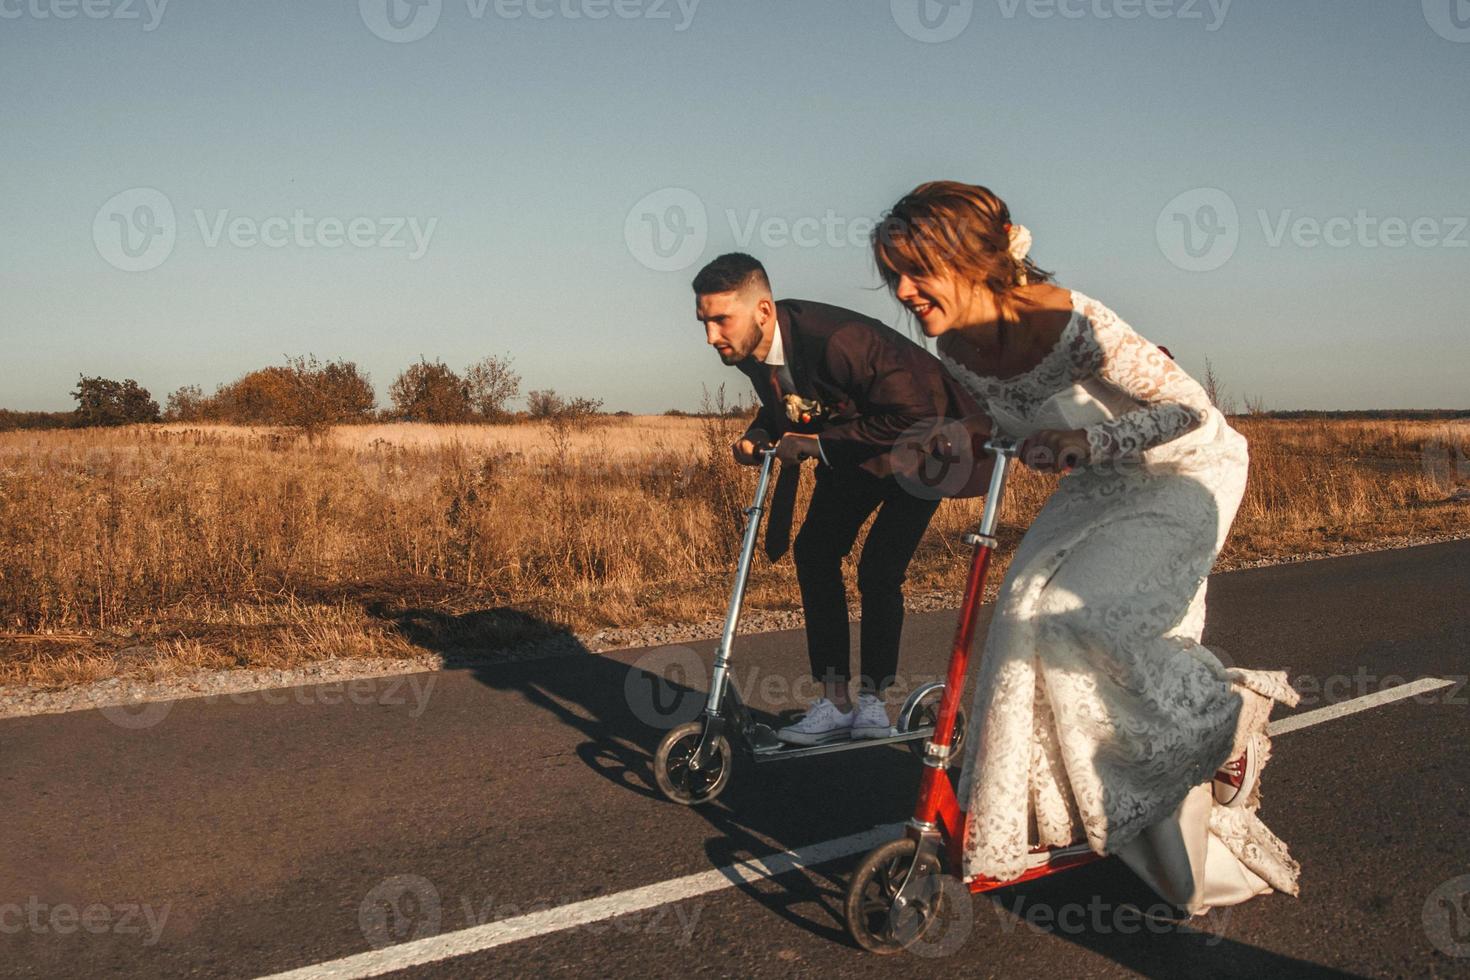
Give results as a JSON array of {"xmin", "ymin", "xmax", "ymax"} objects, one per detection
[{"xmin": 783, "ymin": 393, "xmax": 826, "ymax": 425}]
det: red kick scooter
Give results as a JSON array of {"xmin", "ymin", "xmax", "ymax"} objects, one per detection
[{"xmin": 844, "ymin": 437, "xmax": 1103, "ymax": 954}]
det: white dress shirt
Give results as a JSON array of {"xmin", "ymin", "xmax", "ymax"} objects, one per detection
[{"xmin": 762, "ymin": 318, "xmax": 829, "ymax": 464}]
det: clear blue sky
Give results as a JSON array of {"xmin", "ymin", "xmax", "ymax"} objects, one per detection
[{"xmin": 3, "ymin": 0, "xmax": 1467, "ymax": 413}]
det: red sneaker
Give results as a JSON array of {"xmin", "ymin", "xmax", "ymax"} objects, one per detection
[{"xmin": 1213, "ymin": 741, "xmax": 1259, "ymax": 807}]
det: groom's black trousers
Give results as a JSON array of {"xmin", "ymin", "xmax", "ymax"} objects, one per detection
[{"xmin": 793, "ymin": 464, "xmax": 941, "ymax": 696}]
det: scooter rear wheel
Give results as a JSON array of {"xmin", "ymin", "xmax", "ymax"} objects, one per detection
[
  {"xmin": 845, "ymin": 837, "xmax": 947, "ymax": 954},
  {"xmin": 654, "ymin": 721, "xmax": 732, "ymax": 805}
]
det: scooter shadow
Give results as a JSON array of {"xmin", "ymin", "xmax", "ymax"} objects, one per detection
[
  {"xmin": 960, "ymin": 862, "xmax": 1346, "ymax": 978},
  {"xmin": 372, "ymin": 604, "xmax": 1332, "ymax": 973}
]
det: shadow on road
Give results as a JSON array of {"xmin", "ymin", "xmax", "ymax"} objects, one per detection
[{"xmin": 372, "ymin": 603, "xmax": 1337, "ymax": 974}]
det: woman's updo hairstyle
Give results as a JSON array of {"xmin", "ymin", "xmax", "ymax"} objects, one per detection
[{"xmin": 871, "ymin": 181, "xmax": 1051, "ymax": 297}]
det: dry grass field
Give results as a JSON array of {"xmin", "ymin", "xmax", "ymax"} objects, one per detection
[{"xmin": 1, "ymin": 416, "xmax": 1466, "ymax": 689}]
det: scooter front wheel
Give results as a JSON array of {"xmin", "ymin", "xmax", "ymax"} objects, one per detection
[
  {"xmin": 654, "ymin": 721, "xmax": 732, "ymax": 805},
  {"xmin": 845, "ymin": 837, "xmax": 947, "ymax": 954},
  {"xmin": 904, "ymin": 694, "xmax": 966, "ymax": 762}
]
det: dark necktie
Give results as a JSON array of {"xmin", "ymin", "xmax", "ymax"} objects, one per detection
[{"xmin": 764, "ymin": 364, "xmax": 801, "ymax": 561}]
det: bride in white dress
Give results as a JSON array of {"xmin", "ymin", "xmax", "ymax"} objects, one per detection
[{"xmin": 872, "ymin": 181, "xmax": 1300, "ymax": 914}]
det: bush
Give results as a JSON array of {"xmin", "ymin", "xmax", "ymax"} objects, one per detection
[
  {"xmin": 0, "ymin": 409, "xmax": 76, "ymax": 431},
  {"xmin": 72, "ymin": 376, "xmax": 160, "ymax": 427},
  {"xmin": 465, "ymin": 355, "xmax": 521, "ymax": 421},
  {"xmin": 527, "ymin": 389, "xmax": 603, "ymax": 420},
  {"xmin": 164, "ymin": 384, "xmax": 208, "ymax": 422},
  {"xmin": 389, "ymin": 359, "xmax": 472, "ymax": 423},
  {"xmin": 526, "ymin": 389, "xmax": 564, "ymax": 419}
]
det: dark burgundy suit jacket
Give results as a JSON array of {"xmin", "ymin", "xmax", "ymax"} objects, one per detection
[{"xmin": 734, "ymin": 299, "xmax": 992, "ymax": 498}]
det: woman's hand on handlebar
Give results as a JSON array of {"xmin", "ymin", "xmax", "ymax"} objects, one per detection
[{"xmin": 1019, "ymin": 428, "xmax": 1090, "ymax": 473}]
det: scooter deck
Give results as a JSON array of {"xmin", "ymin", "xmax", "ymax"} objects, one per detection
[
  {"xmin": 965, "ymin": 842, "xmax": 1102, "ymax": 893},
  {"xmin": 747, "ymin": 724, "xmax": 934, "ymax": 761}
]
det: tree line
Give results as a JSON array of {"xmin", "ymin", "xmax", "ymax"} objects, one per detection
[{"xmin": 0, "ymin": 355, "xmax": 619, "ymax": 431}]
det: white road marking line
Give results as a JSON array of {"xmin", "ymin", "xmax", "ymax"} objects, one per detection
[
  {"xmin": 257, "ymin": 824, "xmax": 903, "ymax": 980},
  {"xmin": 260, "ymin": 676, "xmax": 1454, "ymax": 979},
  {"xmin": 1267, "ymin": 676, "xmax": 1454, "ymax": 736}
]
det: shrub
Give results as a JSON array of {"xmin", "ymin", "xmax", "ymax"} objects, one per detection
[
  {"xmin": 389, "ymin": 359, "xmax": 472, "ymax": 423},
  {"xmin": 71, "ymin": 376, "xmax": 160, "ymax": 427}
]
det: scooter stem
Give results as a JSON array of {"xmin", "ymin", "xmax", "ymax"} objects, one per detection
[
  {"xmin": 921, "ymin": 440, "xmax": 1016, "ymax": 768},
  {"xmin": 704, "ymin": 449, "xmax": 778, "ymax": 714}
]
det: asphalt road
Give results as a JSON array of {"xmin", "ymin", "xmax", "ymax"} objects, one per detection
[{"xmin": 2, "ymin": 540, "xmax": 1468, "ymax": 979}]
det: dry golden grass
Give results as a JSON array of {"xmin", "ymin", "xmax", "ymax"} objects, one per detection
[{"xmin": 2, "ymin": 416, "xmax": 1465, "ymax": 689}]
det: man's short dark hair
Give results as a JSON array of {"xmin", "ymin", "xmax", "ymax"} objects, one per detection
[{"xmin": 691, "ymin": 252, "xmax": 771, "ymax": 296}]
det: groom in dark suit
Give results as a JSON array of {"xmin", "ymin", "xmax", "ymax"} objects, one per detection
[{"xmin": 692, "ymin": 252, "xmax": 988, "ymax": 745}]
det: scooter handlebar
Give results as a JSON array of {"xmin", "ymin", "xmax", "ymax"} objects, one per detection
[{"xmin": 983, "ymin": 437, "xmax": 1020, "ymax": 458}]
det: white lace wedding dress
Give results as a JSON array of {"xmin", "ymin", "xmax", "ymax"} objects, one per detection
[{"xmin": 942, "ymin": 289, "xmax": 1300, "ymax": 913}]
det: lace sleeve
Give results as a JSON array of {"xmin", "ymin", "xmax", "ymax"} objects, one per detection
[{"xmin": 1067, "ymin": 295, "xmax": 1211, "ymax": 463}]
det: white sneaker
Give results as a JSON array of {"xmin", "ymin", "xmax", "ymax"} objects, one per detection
[
  {"xmin": 776, "ymin": 698, "xmax": 853, "ymax": 745},
  {"xmin": 851, "ymin": 693, "xmax": 892, "ymax": 739}
]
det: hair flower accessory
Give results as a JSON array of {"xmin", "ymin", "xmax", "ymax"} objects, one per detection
[{"xmin": 1006, "ymin": 222, "xmax": 1033, "ymax": 285}]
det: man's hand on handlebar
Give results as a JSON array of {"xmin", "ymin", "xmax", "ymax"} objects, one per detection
[
  {"xmin": 1019, "ymin": 428, "xmax": 1090, "ymax": 473},
  {"xmin": 732, "ymin": 431, "xmax": 773, "ymax": 466},
  {"xmin": 772, "ymin": 433, "xmax": 820, "ymax": 464}
]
